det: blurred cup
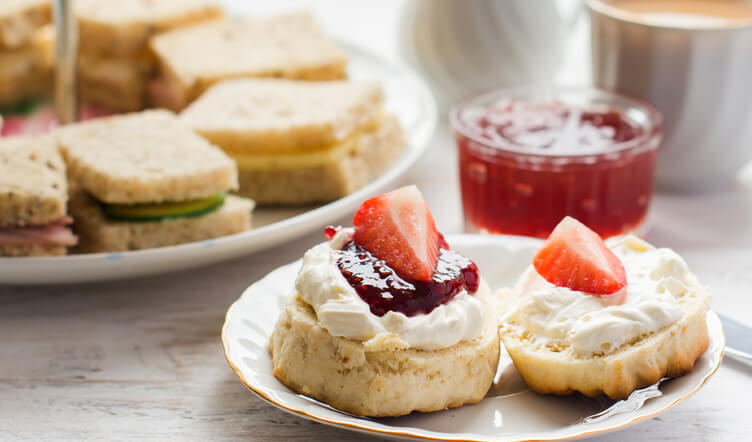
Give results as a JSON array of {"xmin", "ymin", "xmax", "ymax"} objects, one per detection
[
  {"xmin": 588, "ymin": 0, "xmax": 752, "ymax": 193},
  {"xmin": 400, "ymin": 0, "xmax": 582, "ymax": 112}
]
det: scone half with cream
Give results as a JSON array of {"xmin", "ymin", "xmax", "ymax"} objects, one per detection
[
  {"xmin": 270, "ymin": 186, "xmax": 500, "ymax": 417},
  {"xmin": 499, "ymin": 217, "xmax": 711, "ymax": 400}
]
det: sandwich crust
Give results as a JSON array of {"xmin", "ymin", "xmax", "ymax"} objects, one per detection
[
  {"xmin": 235, "ymin": 115, "xmax": 404, "ymax": 205},
  {"xmin": 270, "ymin": 294, "xmax": 500, "ymax": 417},
  {"xmin": 499, "ymin": 286, "xmax": 711, "ymax": 400},
  {"xmin": 0, "ymin": 136, "xmax": 67, "ymax": 227},
  {"xmin": 150, "ymin": 13, "xmax": 347, "ymax": 110},
  {"xmin": 0, "ymin": 0, "xmax": 50, "ymax": 50},
  {"xmin": 69, "ymin": 192, "xmax": 253, "ymax": 253},
  {"xmin": 57, "ymin": 110, "xmax": 238, "ymax": 204},
  {"xmin": 0, "ymin": 244, "xmax": 66, "ymax": 257}
]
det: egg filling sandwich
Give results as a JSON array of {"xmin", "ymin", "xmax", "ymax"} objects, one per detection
[{"xmin": 180, "ymin": 78, "xmax": 404, "ymax": 205}]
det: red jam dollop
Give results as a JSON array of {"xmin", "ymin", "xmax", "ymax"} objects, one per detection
[
  {"xmin": 336, "ymin": 241, "xmax": 479, "ymax": 317},
  {"xmin": 455, "ymin": 98, "xmax": 658, "ymax": 239}
]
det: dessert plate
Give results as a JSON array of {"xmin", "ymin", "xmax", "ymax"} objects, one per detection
[
  {"xmin": 0, "ymin": 42, "xmax": 436, "ymax": 285},
  {"xmin": 223, "ymin": 234, "xmax": 724, "ymax": 442}
]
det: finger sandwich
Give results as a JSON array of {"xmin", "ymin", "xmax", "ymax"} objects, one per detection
[
  {"xmin": 57, "ymin": 110, "xmax": 254, "ymax": 252},
  {"xmin": 149, "ymin": 12, "xmax": 347, "ymax": 111},
  {"xmin": 0, "ymin": 0, "xmax": 50, "ymax": 50},
  {"xmin": 74, "ymin": 0, "xmax": 225, "ymax": 111},
  {"xmin": 0, "ymin": 24, "xmax": 53, "ymax": 108},
  {"xmin": 0, "ymin": 135, "xmax": 77, "ymax": 256},
  {"xmin": 179, "ymin": 78, "xmax": 404, "ymax": 205}
]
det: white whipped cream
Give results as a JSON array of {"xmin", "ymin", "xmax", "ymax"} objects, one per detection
[
  {"xmin": 508, "ymin": 235, "xmax": 706, "ymax": 356},
  {"xmin": 295, "ymin": 228, "xmax": 494, "ymax": 350}
]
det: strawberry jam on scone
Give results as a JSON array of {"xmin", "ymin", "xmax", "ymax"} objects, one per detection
[
  {"xmin": 499, "ymin": 217, "xmax": 711, "ymax": 399},
  {"xmin": 269, "ymin": 185, "xmax": 500, "ymax": 417}
]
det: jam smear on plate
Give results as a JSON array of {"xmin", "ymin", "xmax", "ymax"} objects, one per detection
[{"xmin": 336, "ymin": 241, "xmax": 479, "ymax": 317}]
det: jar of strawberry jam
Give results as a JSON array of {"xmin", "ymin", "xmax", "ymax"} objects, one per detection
[{"xmin": 451, "ymin": 87, "xmax": 662, "ymax": 239}]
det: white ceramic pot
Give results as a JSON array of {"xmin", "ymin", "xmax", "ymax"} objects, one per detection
[{"xmin": 400, "ymin": 0, "xmax": 582, "ymax": 111}]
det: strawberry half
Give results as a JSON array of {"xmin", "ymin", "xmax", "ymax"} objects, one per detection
[
  {"xmin": 533, "ymin": 217, "xmax": 627, "ymax": 298},
  {"xmin": 353, "ymin": 185, "xmax": 441, "ymax": 282}
]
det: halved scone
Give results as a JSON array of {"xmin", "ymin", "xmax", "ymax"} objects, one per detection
[
  {"xmin": 499, "ymin": 220, "xmax": 711, "ymax": 400},
  {"xmin": 271, "ymin": 290, "xmax": 499, "ymax": 417},
  {"xmin": 269, "ymin": 186, "xmax": 500, "ymax": 417}
]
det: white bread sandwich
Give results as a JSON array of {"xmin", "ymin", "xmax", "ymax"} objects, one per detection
[
  {"xmin": 0, "ymin": 0, "xmax": 50, "ymax": 50},
  {"xmin": 149, "ymin": 12, "xmax": 347, "ymax": 111},
  {"xmin": 56, "ymin": 110, "xmax": 254, "ymax": 252},
  {"xmin": 179, "ymin": 78, "xmax": 403, "ymax": 205},
  {"xmin": 0, "ymin": 135, "xmax": 77, "ymax": 256},
  {"xmin": 75, "ymin": 0, "xmax": 224, "ymax": 57},
  {"xmin": 498, "ymin": 217, "xmax": 711, "ymax": 400},
  {"xmin": 74, "ymin": 0, "xmax": 225, "ymax": 111}
]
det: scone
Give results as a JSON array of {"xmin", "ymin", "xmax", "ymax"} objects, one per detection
[
  {"xmin": 269, "ymin": 186, "xmax": 500, "ymax": 417},
  {"xmin": 179, "ymin": 78, "xmax": 404, "ymax": 205},
  {"xmin": 499, "ymin": 217, "xmax": 711, "ymax": 400}
]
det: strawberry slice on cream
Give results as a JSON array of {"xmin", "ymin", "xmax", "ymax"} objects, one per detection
[{"xmin": 533, "ymin": 216, "xmax": 627, "ymax": 305}]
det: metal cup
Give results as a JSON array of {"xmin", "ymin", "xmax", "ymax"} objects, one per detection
[{"xmin": 588, "ymin": 0, "xmax": 752, "ymax": 193}]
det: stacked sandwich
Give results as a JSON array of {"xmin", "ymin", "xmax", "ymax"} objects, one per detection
[
  {"xmin": 0, "ymin": 0, "xmax": 53, "ymax": 108},
  {"xmin": 180, "ymin": 78, "xmax": 404, "ymax": 204},
  {"xmin": 150, "ymin": 12, "xmax": 348, "ymax": 111},
  {"xmin": 0, "ymin": 135, "xmax": 77, "ymax": 256},
  {"xmin": 75, "ymin": 0, "xmax": 224, "ymax": 112},
  {"xmin": 57, "ymin": 110, "xmax": 254, "ymax": 252}
]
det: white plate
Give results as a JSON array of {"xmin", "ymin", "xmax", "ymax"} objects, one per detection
[
  {"xmin": 0, "ymin": 43, "xmax": 437, "ymax": 285},
  {"xmin": 222, "ymin": 234, "xmax": 724, "ymax": 442}
]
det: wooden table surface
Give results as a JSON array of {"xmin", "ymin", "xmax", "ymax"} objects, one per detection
[{"xmin": 2, "ymin": 1, "xmax": 752, "ymax": 441}]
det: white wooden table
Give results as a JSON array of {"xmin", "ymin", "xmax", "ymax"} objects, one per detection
[{"xmin": 1, "ymin": 2, "xmax": 751, "ymax": 440}]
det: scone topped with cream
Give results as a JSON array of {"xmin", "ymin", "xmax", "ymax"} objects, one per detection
[
  {"xmin": 270, "ymin": 185, "xmax": 499, "ymax": 417},
  {"xmin": 500, "ymin": 217, "xmax": 711, "ymax": 399}
]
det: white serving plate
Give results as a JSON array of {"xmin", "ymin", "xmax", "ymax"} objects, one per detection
[
  {"xmin": 0, "ymin": 43, "xmax": 437, "ymax": 285},
  {"xmin": 222, "ymin": 234, "xmax": 724, "ymax": 442}
]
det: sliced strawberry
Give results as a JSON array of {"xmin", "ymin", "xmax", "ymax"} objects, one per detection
[
  {"xmin": 353, "ymin": 185, "xmax": 441, "ymax": 282},
  {"xmin": 533, "ymin": 216, "xmax": 627, "ymax": 297}
]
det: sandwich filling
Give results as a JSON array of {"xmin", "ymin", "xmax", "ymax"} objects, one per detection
[
  {"xmin": 0, "ymin": 216, "xmax": 77, "ymax": 246},
  {"xmin": 99, "ymin": 192, "xmax": 226, "ymax": 222},
  {"xmin": 227, "ymin": 114, "xmax": 385, "ymax": 171},
  {"xmin": 506, "ymin": 235, "xmax": 708, "ymax": 357}
]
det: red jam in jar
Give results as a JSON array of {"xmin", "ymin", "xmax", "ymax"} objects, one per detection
[{"xmin": 451, "ymin": 88, "xmax": 662, "ymax": 238}]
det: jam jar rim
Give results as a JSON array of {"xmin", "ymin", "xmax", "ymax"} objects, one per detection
[{"xmin": 449, "ymin": 85, "xmax": 663, "ymax": 159}]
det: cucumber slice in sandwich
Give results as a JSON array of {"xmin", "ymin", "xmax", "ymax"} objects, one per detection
[{"xmin": 102, "ymin": 192, "xmax": 226, "ymax": 222}]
